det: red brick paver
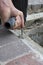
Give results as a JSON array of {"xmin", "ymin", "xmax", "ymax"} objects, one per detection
[{"xmin": 6, "ymin": 53, "xmax": 43, "ymax": 65}]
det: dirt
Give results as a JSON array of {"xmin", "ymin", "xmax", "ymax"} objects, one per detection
[{"xmin": 25, "ymin": 19, "xmax": 43, "ymax": 47}]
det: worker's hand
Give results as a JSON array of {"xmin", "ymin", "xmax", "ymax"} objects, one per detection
[
  {"xmin": 0, "ymin": 0, "xmax": 24, "ymax": 29},
  {"xmin": 13, "ymin": 11, "xmax": 24, "ymax": 29}
]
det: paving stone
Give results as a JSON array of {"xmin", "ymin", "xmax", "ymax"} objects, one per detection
[
  {"xmin": 0, "ymin": 26, "xmax": 30, "ymax": 62},
  {"xmin": 6, "ymin": 53, "xmax": 43, "ymax": 65},
  {"xmin": 0, "ymin": 27, "xmax": 14, "ymax": 46}
]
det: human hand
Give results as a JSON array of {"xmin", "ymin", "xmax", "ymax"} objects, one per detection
[{"xmin": 0, "ymin": 0, "xmax": 24, "ymax": 29}]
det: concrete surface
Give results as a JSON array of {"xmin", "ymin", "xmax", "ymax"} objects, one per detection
[
  {"xmin": 28, "ymin": 0, "xmax": 43, "ymax": 5},
  {"xmin": 0, "ymin": 26, "xmax": 30, "ymax": 62},
  {"xmin": 0, "ymin": 25, "xmax": 43, "ymax": 65},
  {"xmin": 6, "ymin": 53, "xmax": 43, "ymax": 65}
]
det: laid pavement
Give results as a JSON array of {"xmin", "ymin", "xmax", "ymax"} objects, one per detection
[{"xmin": 0, "ymin": 26, "xmax": 43, "ymax": 65}]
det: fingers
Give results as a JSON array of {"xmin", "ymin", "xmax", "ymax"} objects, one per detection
[
  {"xmin": 12, "ymin": 11, "xmax": 25, "ymax": 29},
  {"xmin": 0, "ymin": 0, "xmax": 24, "ymax": 29},
  {"xmin": 13, "ymin": 16, "xmax": 21, "ymax": 29},
  {"xmin": 20, "ymin": 12, "xmax": 24, "ymax": 28},
  {"xmin": 9, "ymin": 1, "xmax": 24, "ymax": 29},
  {"xmin": 17, "ymin": 11, "xmax": 24, "ymax": 28}
]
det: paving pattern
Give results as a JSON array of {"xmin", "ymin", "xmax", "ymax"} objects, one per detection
[
  {"xmin": 6, "ymin": 53, "xmax": 43, "ymax": 65},
  {"xmin": 0, "ymin": 25, "xmax": 43, "ymax": 65},
  {"xmin": 0, "ymin": 26, "xmax": 30, "ymax": 62}
]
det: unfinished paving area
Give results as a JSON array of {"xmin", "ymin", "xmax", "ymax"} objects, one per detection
[{"xmin": 0, "ymin": 25, "xmax": 43, "ymax": 65}]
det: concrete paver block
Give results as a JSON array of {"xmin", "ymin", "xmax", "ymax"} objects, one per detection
[
  {"xmin": 0, "ymin": 26, "xmax": 30, "ymax": 62},
  {"xmin": 6, "ymin": 53, "xmax": 43, "ymax": 65}
]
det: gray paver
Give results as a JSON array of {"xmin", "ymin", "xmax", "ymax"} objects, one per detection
[{"xmin": 0, "ymin": 26, "xmax": 30, "ymax": 62}]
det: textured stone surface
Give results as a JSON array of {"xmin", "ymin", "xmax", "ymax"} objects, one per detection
[
  {"xmin": 28, "ymin": 0, "xmax": 43, "ymax": 5},
  {"xmin": 0, "ymin": 26, "xmax": 30, "ymax": 62},
  {"xmin": 0, "ymin": 25, "xmax": 43, "ymax": 65},
  {"xmin": 6, "ymin": 53, "xmax": 43, "ymax": 65}
]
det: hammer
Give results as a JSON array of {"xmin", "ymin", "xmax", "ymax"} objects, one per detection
[{"xmin": 4, "ymin": 17, "xmax": 24, "ymax": 38}]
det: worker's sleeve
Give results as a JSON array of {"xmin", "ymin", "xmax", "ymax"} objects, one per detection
[{"xmin": 12, "ymin": 0, "xmax": 28, "ymax": 22}]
